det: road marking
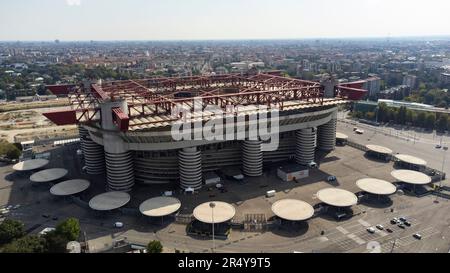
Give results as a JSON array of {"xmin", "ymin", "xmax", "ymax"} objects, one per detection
[
  {"xmin": 336, "ymin": 226, "xmax": 349, "ymax": 235},
  {"xmin": 347, "ymin": 233, "xmax": 366, "ymax": 245},
  {"xmin": 358, "ymin": 219, "xmax": 371, "ymax": 227}
]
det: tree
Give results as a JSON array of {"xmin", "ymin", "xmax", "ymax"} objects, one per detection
[
  {"xmin": 377, "ymin": 102, "xmax": 388, "ymax": 122},
  {"xmin": 405, "ymin": 109, "xmax": 414, "ymax": 125},
  {"xmin": 43, "ymin": 231, "xmax": 69, "ymax": 253},
  {"xmin": 146, "ymin": 240, "xmax": 163, "ymax": 253},
  {"xmin": 436, "ymin": 115, "xmax": 448, "ymax": 132},
  {"xmin": 0, "ymin": 219, "xmax": 25, "ymax": 246},
  {"xmin": 397, "ymin": 106, "xmax": 407, "ymax": 125},
  {"xmin": 6, "ymin": 145, "xmax": 21, "ymax": 159},
  {"xmin": 1, "ymin": 235, "xmax": 46, "ymax": 253},
  {"xmin": 55, "ymin": 218, "xmax": 80, "ymax": 242},
  {"xmin": 425, "ymin": 113, "xmax": 436, "ymax": 130},
  {"xmin": 416, "ymin": 112, "xmax": 427, "ymax": 127},
  {"xmin": 0, "ymin": 141, "xmax": 22, "ymax": 160}
]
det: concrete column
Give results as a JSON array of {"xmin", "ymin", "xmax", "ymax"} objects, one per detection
[
  {"xmin": 295, "ymin": 128, "xmax": 316, "ymax": 165},
  {"xmin": 317, "ymin": 119, "xmax": 337, "ymax": 151},
  {"xmin": 178, "ymin": 147, "xmax": 202, "ymax": 190},
  {"xmin": 242, "ymin": 140, "xmax": 263, "ymax": 177}
]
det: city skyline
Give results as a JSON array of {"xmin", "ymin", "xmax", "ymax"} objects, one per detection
[{"xmin": 1, "ymin": 0, "xmax": 450, "ymax": 41}]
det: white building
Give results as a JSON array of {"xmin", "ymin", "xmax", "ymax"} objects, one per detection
[
  {"xmin": 402, "ymin": 75, "xmax": 417, "ymax": 89},
  {"xmin": 364, "ymin": 77, "xmax": 381, "ymax": 97}
]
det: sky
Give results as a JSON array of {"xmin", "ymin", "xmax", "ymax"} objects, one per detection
[{"xmin": 1, "ymin": 0, "xmax": 450, "ymax": 41}]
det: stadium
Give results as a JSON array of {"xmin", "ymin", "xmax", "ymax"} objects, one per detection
[{"xmin": 43, "ymin": 72, "xmax": 367, "ymax": 192}]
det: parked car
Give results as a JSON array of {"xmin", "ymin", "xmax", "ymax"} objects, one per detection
[
  {"xmin": 367, "ymin": 227, "xmax": 376, "ymax": 234},
  {"xmin": 391, "ymin": 218, "xmax": 399, "ymax": 224},
  {"xmin": 404, "ymin": 221, "xmax": 411, "ymax": 227},
  {"xmin": 376, "ymin": 225, "xmax": 384, "ymax": 230},
  {"xmin": 327, "ymin": 176, "xmax": 337, "ymax": 182},
  {"xmin": 435, "ymin": 145, "xmax": 442, "ymax": 149},
  {"xmin": 413, "ymin": 233, "xmax": 422, "ymax": 240},
  {"xmin": 398, "ymin": 224, "xmax": 406, "ymax": 229},
  {"xmin": 114, "ymin": 222, "xmax": 124, "ymax": 228},
  {"xmin": 399, "ymin": 217, "xmax": 407, "ymax": 222},
  {"xmin": 386, "ymin": 228, "xmax": 394, "ymax": 233}
]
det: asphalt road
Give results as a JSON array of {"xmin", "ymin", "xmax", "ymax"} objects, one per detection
[{"xmin": 337, "ymin": 119, "xmax": 450, "ymax": 175}]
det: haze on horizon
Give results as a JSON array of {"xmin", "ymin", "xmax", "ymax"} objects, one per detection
[{"xmin": 1, "ymin": 0, "xmax": 450, "ymax": 41}]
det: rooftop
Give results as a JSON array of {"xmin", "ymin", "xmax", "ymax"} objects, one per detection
[{"xmin": 43, "ymin": 73, "xmax": 368, "ymax": 132}]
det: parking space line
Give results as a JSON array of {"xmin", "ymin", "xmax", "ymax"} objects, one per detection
[
  {"xmin": 358, "ymin": 219, "xmax": 371, "ymax": 227},
  {"xmin": 336, "ymin": 226, "xmax": 349, "ymax": 235},
  {"xmin": 347, "ymin": 233, "xmax": 366, "ymax": 245}
]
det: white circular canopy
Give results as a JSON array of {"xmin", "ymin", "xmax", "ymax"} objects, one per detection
[
  {"xmin": 391, "ymin": 170, "xmax": 432, "ymax": 185},
  {"xmin": 271, "ymin": 199, "xmax": 314, "ymax": 221},
  {"xmin": 366, "ymin": 144, "xmax": 393, "ymax": 155},
  {"xmin": 30, "ymin": 168, "xmax": 68, "ymax": 183},
  {"xmin": 50, "ymin": 179, "xmax": 90, "ymax": 196},
  {"xmin": 13, "ymin": 159, "xmax": 49, "ymax": 171},
  {"xmin": 316, "ymin": 188, "xmax": 358, "ymax": 207},
  {"xmin": 336, "ymin": 132, "xmax": 349, "ymax": 140},
  {"xmin": 139, "ymin": 197, "xmax": 181, "ymax": 217},
  {"xmin": 193, "ymin": 201, "xmax": 236, "ymax": 224},
  {"xmin": 89, "ymin": 191, "xmax": 131, "ymax": 211},
  {"xmin": 395, "ymin": 154, "xmax": 427, "ymax": 166},
  {"xmin": 356, "ymin": 178, "xmax": 397, "ymax": 195}
]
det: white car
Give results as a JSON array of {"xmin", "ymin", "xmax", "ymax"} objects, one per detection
[
  {"xmin": 367, "ymin": 227, "xmax": 376, "ymax": 234},
  {"xmin": 114, "ymin": 222, "xmax": 124, "ymax": 228}
]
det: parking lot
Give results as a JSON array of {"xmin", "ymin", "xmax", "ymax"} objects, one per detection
[{"xmin": 2, "ymin": 139, "xmax": 450, "ymax": 253}]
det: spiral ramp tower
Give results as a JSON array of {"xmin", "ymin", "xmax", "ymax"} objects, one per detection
[
  {"xmin": 105, "ymin": 151, "xmax": 135, "ymax": 192},
  {"xmin": 317, "ymin": 118, "xmax": 337, "ymax": 152},
  {"xmin": 79, "ymin": 126, "xmax": 105, "ymax": 175},
  {"xmin": 178, "ymin": 147, "xmax": 203, "ymax": 190},
  {"xmin": 78, "ymin": 126, "xmax": 88, "ymax": 153},
  {"xmin": 295, "ymin": 128, "xmax": 316, "ymax": 165},
  {"xmin": 242, "ymin": 140, "xmax": 263, "ymax": 177}
]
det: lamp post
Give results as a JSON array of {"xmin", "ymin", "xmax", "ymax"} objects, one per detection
[{"xmin": 209, "ymin": 202, "xmax": 216, "ymax": 252}]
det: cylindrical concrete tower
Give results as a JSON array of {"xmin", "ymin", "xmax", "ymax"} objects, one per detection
[
  {"xmin": 242, "ymin": 140, "xmax": 263, "ymax": 177},
  {"xmin": 178, "ymin": 147, "xmax": 202, "ymax": 190},
  {"xmin": 105, "ymin": 151, "xmax": 134, "ymax": 191},
  {"xmin": 101, "ymin": 99, "xmax": 135, "ymax": 192},
  {"xmin": 295, "ymin": 128, "xmax": 316, "ymax": 165},
  {"xmin": 78, "ymin": 125, "xmax": 89, "ymax": 153},
  {"xmin": 317, "ymin": 118, "xmax": 337, "ymax": 151},
  {"xmin": 82, "ymin": 137, "xmax": 106, "ymax": 175}
]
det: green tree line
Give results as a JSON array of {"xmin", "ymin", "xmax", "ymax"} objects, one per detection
[
  {"xmin": 352, "ymin": 102, "xmax": 449, "ymax": 132},
  {"xmin": 0, "ymin": 218, "xmax": 80, "ymax": 253}
]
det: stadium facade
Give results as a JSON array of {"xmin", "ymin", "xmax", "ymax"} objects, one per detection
[{"xmin": 44, "ymin": 72, "xmax": 367, "ymax": 192}]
